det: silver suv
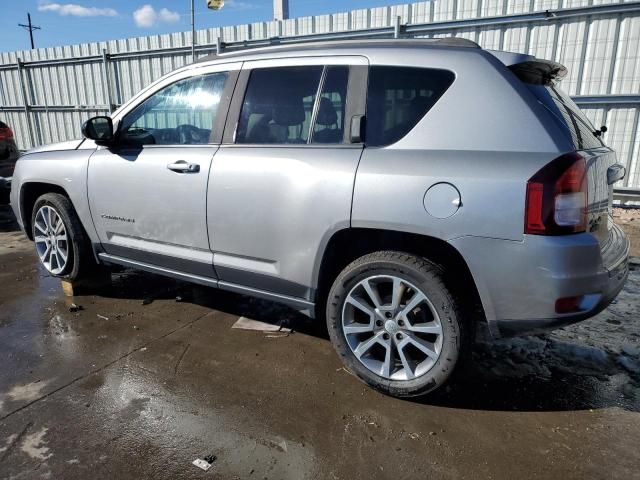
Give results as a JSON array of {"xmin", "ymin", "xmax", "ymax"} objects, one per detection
[{"xmin": 10, "ymin": 39, "xmax": 630, "ymax": 398}]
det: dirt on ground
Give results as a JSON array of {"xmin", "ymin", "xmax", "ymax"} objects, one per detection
[{"xmin": 0, "ymin": 206, "xmax": 638, "ymax": 479}]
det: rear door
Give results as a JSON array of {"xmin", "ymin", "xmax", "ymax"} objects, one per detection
[
  {"xmin": 88, "ymin": 63, "xmax": 240, "ymax": 278},
  {"xmin": 208, "ymin": 57, "xmax": 367, "ymax": 301}
]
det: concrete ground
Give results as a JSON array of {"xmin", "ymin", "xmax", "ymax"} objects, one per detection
[{"xmin": 0, "ymin": 205, "xmax": 639, "ymax": 480}]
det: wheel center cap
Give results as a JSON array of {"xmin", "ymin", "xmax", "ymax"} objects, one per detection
[{"xmin": 385, "ymin": 320, "xmax": 399, "ymax": 335}]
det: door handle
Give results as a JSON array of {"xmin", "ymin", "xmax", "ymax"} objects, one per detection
[
  {"xmin": 167, "ymin": 160, "xmax": 200, "ymax": 173},
  {"xmin": 607, "ymin": 163, "xmax": 625, "ymax": 185}
]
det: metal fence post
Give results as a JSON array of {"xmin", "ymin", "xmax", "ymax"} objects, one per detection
[
  {"xmin": 16, "ymin": 58, "xmax": 35, "ymax": 148},
  {"xmin": 394, "ymin": 16, "xmax": 403, "ymax": 38},
  {"xmin": 101, "ymin": 49, "xmax": 115, "ymax": 113}
]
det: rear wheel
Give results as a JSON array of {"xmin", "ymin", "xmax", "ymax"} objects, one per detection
[
  {"xmin": 326, "ymin": 251, "xmax": 465, "ymax": 398},
  {"xmin": 31, "ymin": 193, "xmax": 94, "ymax": 280}
]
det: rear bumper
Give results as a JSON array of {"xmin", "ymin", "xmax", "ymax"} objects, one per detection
[{"xmin": 449, "ymin": 221, "xmax": 630, "ymax": 337}]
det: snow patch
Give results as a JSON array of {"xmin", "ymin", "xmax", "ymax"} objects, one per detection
[
  {"xmin": 0, "ymin": 434, "xmax": 17, "ymax": 454},
  {"xmin": 7, "ymin": 380, "xmax": 50, "ymax": 402},
  {"xmin": 21, "ymin": 427, "xmax": 52, "ymax": 461},
  {"xmin": 618, "ymin": 356, "xmax": 640, "ymax": 374},
  {"xmin": 476, "ymin": 335, "xmax": 639, "ymax": 382}
]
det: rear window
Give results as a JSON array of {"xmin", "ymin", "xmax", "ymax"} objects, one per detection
[
  {"xmin": 529, "ymin": 84, "xmax": 603, "ymax": 150},
  {"xmin": 365, "ymin": 66, "xmax": 455, "ymax": 147}
]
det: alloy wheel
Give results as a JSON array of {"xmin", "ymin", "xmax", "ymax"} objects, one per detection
[
  {"xmin": 342, "ymin": 275, "xmax": 444, "ymax": 381},
  {"xmin": 34, "ymin": 205, "xmax": 69, "ymax": 275}
]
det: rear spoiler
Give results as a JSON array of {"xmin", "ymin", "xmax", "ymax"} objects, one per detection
[
  {"xmin": 488, "ymin": 50, "xmax": 567, "ymax": 85},
  {"xmin": 508, "ymin": 60, "xmax": 567, "ymax": 85}
]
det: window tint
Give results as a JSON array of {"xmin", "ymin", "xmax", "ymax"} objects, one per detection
[
  {"xmin": 120, "ymin": 72, "xmax": 228, "ymax": 146},
  {"xmin": 312, "ymin": 66, "xmax": 349, "ymax": 144},
  {"xmin": 366, "ymin": 66, "xmax": 455, "ymax": 147},
  {"xmin": 236, "ymin": 66, "xmax": 323, "ymax": 144},
  {"xmin": 533, "ymin": 85, "xmax": 604, "ymax": 150}
]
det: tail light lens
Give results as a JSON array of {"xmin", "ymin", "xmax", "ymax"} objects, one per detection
[
  {"xmin": 0, "ymin": 127, "xmax": 14, "ymax": 141},
  {"xmin": 525, "ymin": 152, "xmax": 587, "ymax": 235}
]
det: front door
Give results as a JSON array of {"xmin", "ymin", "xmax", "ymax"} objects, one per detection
[{"xmin": 88, "ymin": 65, "xmax": 237, "ymax": 278}]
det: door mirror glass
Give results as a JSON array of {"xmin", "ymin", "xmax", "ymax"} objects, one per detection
[{"xmin": 82, "ymin": 116, "xmax": 114, "ymax": 144}]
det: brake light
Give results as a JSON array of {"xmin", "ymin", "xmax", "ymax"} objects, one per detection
[
  {"xmin": 0, "ymin": 127, "xmax": 13, "ymax": 141},
  {"xmin": 525, "ymin": 152, "xmax": 587, "ymax": 235}
]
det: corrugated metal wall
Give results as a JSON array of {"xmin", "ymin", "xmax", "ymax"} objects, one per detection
[{"xmin": 1, "ymin": 0, "xmax": 639, "ymax": 187}]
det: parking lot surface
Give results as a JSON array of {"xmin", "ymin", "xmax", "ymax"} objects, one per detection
[{"xmin": 0, "ymin": 206, "xmax": 639, "ymax": 479}]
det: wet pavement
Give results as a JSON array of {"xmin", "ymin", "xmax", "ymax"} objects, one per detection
[{"xmin": 0, "ymin": 206, "xmax": 639, "ymax": 479}]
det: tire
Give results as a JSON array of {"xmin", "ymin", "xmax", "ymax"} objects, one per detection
[
  {"xmin": 31, "ymin": 193, "xmax": 94, "ymax": 281},
  {"xmin": 326, "ymin": 251, "xmax": 466, "ymax": 398}
]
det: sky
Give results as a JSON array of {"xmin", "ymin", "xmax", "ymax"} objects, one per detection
[{"xmin": 1, "ymin": 0, "xmax": 407, "ymax": 53}]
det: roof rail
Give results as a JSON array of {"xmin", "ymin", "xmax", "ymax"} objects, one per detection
[
  {"xmin": 427, "ymin": 37, "xmax": 480, "ymax": 48},
  {"xmin": 197, "ymin": 37, "xmax": 480, "ymax": 63}
]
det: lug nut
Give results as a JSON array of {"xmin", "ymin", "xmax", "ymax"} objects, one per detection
[
  {"xmin": 375, "ymin": 320, "xmax": 383, "ymax": 327},
  {"xmin": 382, "ymin": 333, "xmax": 390, "ymax": 340},
  {"xmin": 385, "ymin": 312, "xmax": 392, "ymax": 319},
  {"xmin": 398, "ymin": 320, "xmax": 405, "ymax": 327},
  {"xmin": 396, "ymin": 333, "xmax": 403, "ymax": 340}
]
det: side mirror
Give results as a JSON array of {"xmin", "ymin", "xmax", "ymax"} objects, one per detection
[
  {"xmin": 350, "ymin": 115, "xmax": 366, "ymax": 144},
  {"xmin": 82, "ymin": 116, "xmax": 114, "ymax": 145}
]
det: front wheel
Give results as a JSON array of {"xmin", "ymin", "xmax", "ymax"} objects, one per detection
[
  {"xmin": 31, "ymin": 193, "xmax": 93, "ymax": 280},
  {"xmin": 326, "ymin": 251, "xmax": 466, "ymax": 398}
]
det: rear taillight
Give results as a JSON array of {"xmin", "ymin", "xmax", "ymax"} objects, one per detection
[
  {"xmin": 525, "ymin": 152, "xmax": 587, "ymax": 235},
  {"xmin": 0, "ymin": 127, "xmax": 14, "ymax": 141}
]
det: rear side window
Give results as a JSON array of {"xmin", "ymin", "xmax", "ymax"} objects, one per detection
[
  {"xmin": 530, "ymin": 85, "xmax": 603, "ymax": 150},
  {"xmin": 366, "ymin": 66, "xmax": 455, "ymax": 147},
  {"xmin": 311, "ymin": 66, "xmax": 349, "ymax": 144},
  {"xmin": 236, "ymin": 66, "xmax": 323, "ymax": 144}
]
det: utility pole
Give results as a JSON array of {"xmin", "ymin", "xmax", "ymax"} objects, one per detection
[
  {"xmin": 19, "ymin": 13, "xmax": 41, "ymax": 50},
  {"xmin": 191, "ymin": 0, "xmax": 196, "ymax": 62}
]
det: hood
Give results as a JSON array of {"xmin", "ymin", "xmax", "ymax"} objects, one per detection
[{"xmin": 26, "ymin": 139, "xmax": 85, "ymax": 155}]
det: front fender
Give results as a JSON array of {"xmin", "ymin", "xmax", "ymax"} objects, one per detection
[{"xmin": 12, "ymin": 150, "xmax": 99, "ymax": 244}]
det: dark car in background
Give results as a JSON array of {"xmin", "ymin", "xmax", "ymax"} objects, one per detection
[{"xmin": 0, "ymin": 120, "xmax": 19, "ymax": 204}]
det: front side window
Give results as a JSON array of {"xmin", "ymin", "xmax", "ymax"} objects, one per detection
[
  {"xmin": 236, "ymin": 66, "xmax": 324, "ymax": 144},
  {"xmin": 120, "ymin": 72, "xmax": 228, "ymax": 146},
  {"xmin": 366, "ymin": 66, "xmax": 455, "ymax": 147}
]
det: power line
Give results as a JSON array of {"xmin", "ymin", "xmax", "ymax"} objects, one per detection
[{"xmin": 18, "ymin": 13, "xmax": 41, "ymax": 50}]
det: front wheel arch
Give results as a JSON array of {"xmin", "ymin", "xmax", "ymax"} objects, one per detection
[{"xmin": 20, "ymin": 182, "xmax": 71, "ymax": 240}]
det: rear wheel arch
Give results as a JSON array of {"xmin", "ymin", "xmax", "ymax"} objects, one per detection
[{"xmin": 314, "ymin": 228, "xmax": 486, "ymax": 326}]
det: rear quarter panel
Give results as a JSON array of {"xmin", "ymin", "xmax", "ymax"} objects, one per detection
[
  {"xmin": 352, "ymin": 149, "xmax": 558, "ymax": 241},
  {"xmin": 353, "ymin": 46, "xmax": 577, "ymax": 243}
]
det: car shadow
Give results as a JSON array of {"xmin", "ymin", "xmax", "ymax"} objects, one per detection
[
  {"xmin": 0, "ymin": 205, "xmax": 19, "ymax": 232},
  {"xmin": 79, "ymin": 267, "xmax": 640, "ymax": 413},
  {"xmin": 103, "ymin": 267, "xmax": 323, "ymax": 338}
]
